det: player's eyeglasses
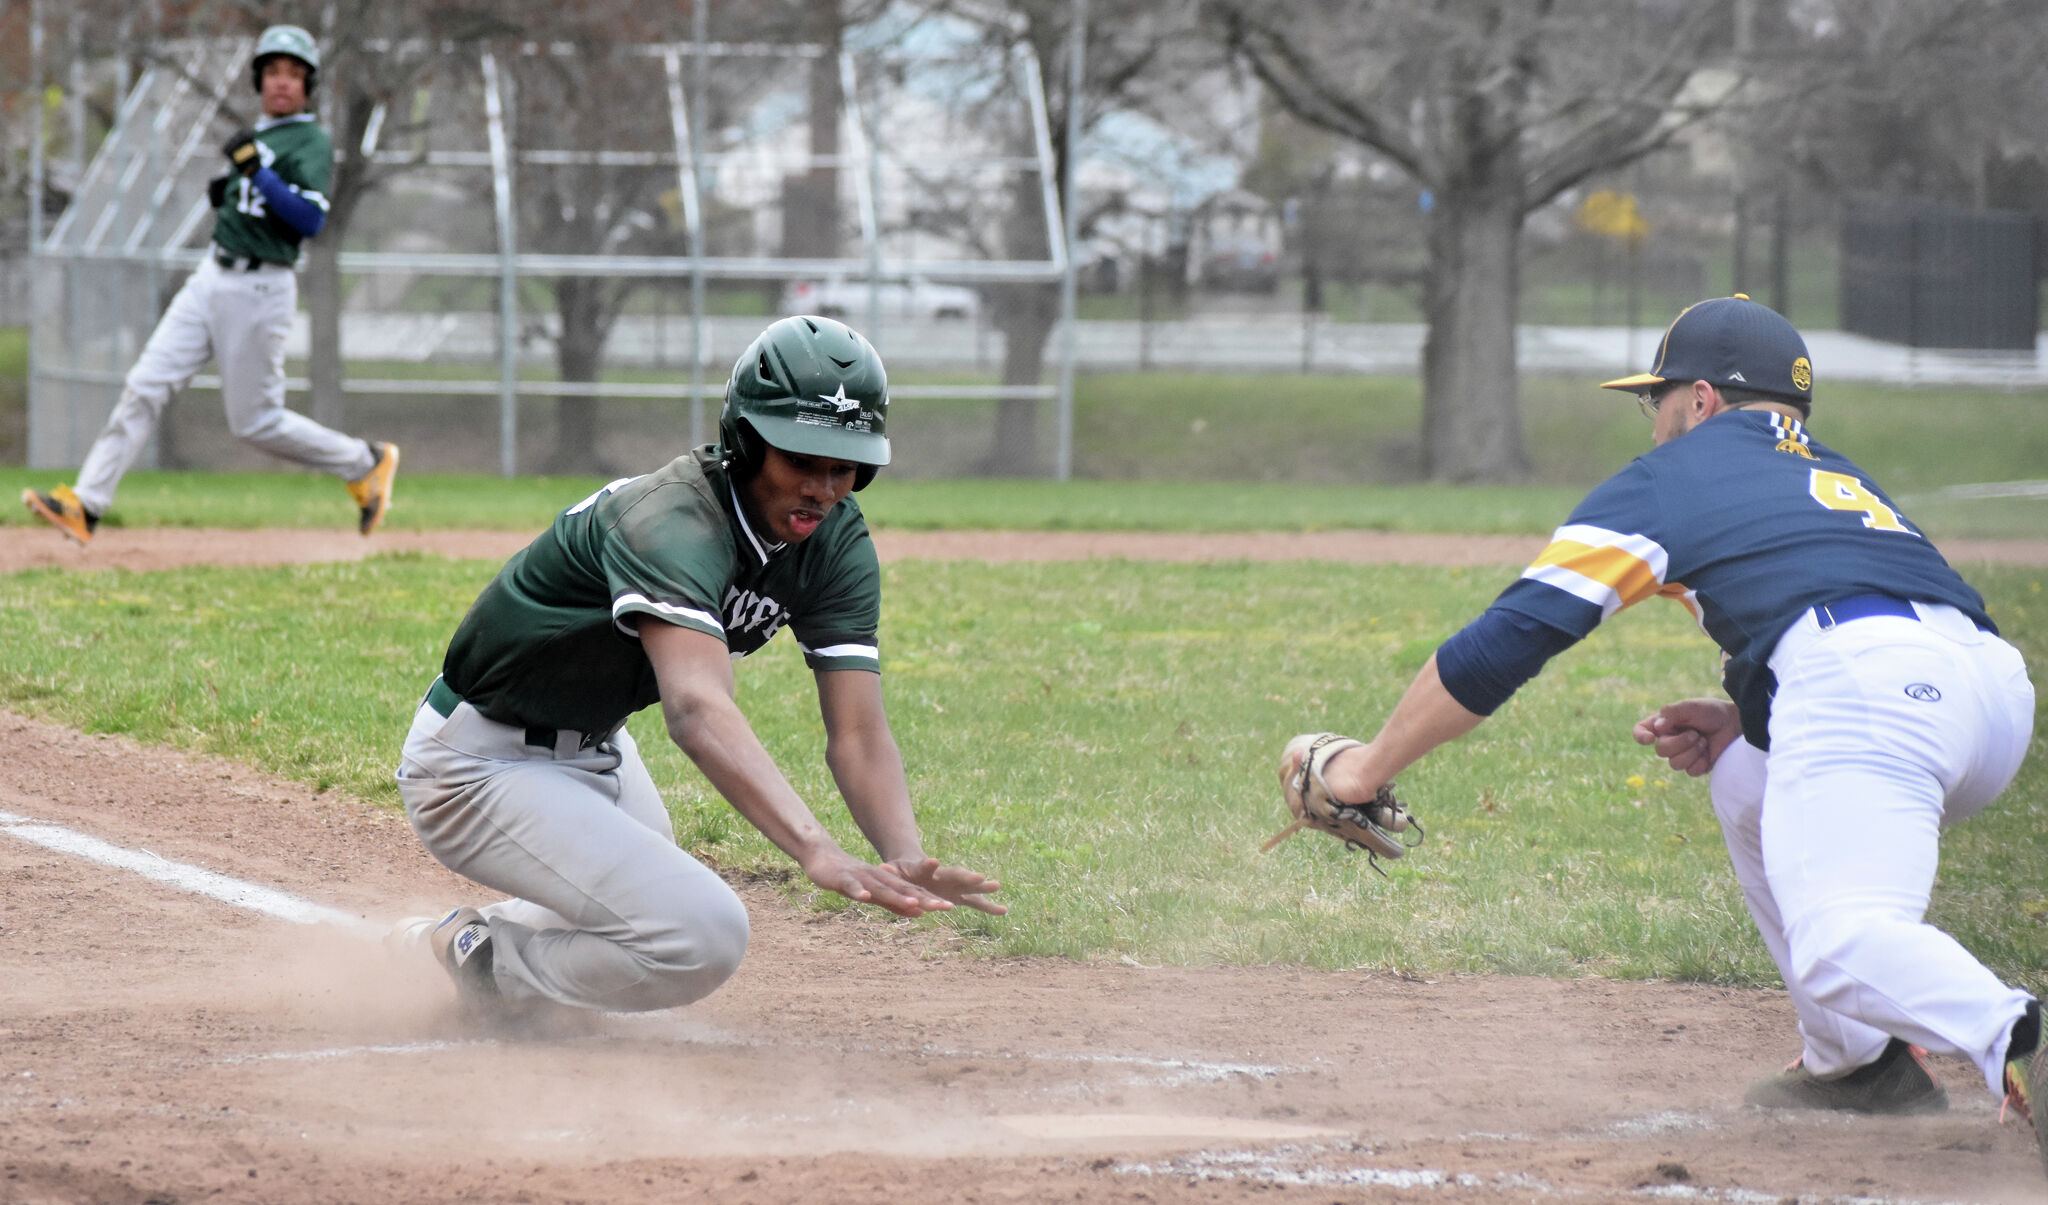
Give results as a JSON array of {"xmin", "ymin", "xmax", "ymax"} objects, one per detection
[{"xmin": 1637, "ymin": 381, "xmax": 1684, "ymax": 420}]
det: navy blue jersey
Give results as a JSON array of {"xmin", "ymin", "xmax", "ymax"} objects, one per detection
[{"xmin": 1489, "ymin": 410, "xmax": 1992, "ymax": 748}]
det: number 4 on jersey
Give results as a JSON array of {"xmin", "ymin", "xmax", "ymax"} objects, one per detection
[{"xmin": 1809, "ymin": 468, "xmax": 1914, "ymax": 534}]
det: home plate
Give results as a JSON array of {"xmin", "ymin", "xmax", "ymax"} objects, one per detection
[{"xmin": 997, "ymin": 1114, "xmax": 1351, "ymax": 1142}]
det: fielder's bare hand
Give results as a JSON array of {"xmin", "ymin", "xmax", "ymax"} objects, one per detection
[{"xmin": 1633, "ymin": 698, "xmax": 1743, "ymax": 777}]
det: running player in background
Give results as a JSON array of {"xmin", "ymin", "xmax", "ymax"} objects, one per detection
[
  {"xmin": 23, "ymin": 25, "xmax": 399, "ymax": 546},
  {"xmin": 1279, "ymin": 296, "xmax": 2042, "ymax": 1175}
]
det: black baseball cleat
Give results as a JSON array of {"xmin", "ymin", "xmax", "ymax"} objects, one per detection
[{"xmin": 1744, "ymin": 1036, "xmax": 1949, "ymax": 1115}]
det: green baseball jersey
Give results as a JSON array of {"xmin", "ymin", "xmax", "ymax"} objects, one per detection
[
  {"xmin": 441, "ymin": 446, "xmax": 883, "ymax": 734},
  {"xmin": 212, "ymin": 113, "xmax": 331, "ymax": 265}
]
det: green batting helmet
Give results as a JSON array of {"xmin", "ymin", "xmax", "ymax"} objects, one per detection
[
  {"xmin": 251, "ymin": 25, "xmax": 319, "ymax": 95},
  {"xmin": 720, "ymin": 316, "xmax": 890, "ymax": 491}
]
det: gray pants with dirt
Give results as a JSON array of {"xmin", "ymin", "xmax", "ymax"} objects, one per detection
[{"xmin": 396, "ymin": 690, "xmax": 749, "ymax": 1013}]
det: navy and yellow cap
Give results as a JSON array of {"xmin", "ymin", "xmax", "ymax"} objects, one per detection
[{"xmin": 1600, "ymin": 294, "xmax": 1813, "ymax": 403}]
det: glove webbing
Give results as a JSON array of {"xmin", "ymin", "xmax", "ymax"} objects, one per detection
[{"xmin": 1328, "ymin": 796, "xmax": 1425, "ymax": 877}]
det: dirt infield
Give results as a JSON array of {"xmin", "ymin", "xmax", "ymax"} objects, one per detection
[
  {"xmin": 0, "ymin": 527, "xmax": 1556, "ymax": 572},
  {"xmin": 4, "ymin": 529, "xmax": 2047, "ymax": 1204},
  {"xmin": 5, "ymin": 526, "xmax": 2048, "ymax": 574}
]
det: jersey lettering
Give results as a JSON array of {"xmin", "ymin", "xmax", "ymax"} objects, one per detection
[
  {"xmin": 722, "ymin": 585, "xmax": 788, "ymax": 638},
  {"xmin": 1809, "ymin": 468, "xmax": 1914, "ymax": 534}
]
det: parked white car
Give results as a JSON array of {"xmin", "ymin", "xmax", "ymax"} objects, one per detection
[{"xmin": 780, "ymin": 277, "xmax": 981, "ymax": 321}]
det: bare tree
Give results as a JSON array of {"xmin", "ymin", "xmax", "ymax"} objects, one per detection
[
  {"xmin": 304, "ymin": 3, "xmax": 507, "ymax": 432},
  {"xmin": 500, "ymin": 39, "xmax": 679, "ymax": 473},
  {"xmin": 1211, "ymin": 0, "xmax": 1737, "ymax": 481},
  {"xmin": 918, "ymin": 0, "xmax": 1207, "ymax": 475},
  {"xmin": 490, "ymin": 1, "xmax": 838, "ymax": 473},
  {"xmin": 1741, "ymin": 1, "xmax": 2048, "ymax": 208}
]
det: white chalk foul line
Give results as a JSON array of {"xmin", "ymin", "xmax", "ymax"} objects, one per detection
[{"xmin": 0, "ymin": 809, "xmax": 382, "ymax": 940}]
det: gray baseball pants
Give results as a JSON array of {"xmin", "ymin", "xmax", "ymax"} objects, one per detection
[
  {"xmin": 73, "ymin": 256, "xmax": 373, "ymax": 515},
  {"xmin": 396, "ymin": 690, "xmax": 750, "ymax": 1013}
]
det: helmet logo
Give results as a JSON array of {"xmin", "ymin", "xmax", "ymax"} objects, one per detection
[
  {"xmin": 818, "ymin": 384, "xmax": 860, "ymax": 413},
  {"xmin": 1791, "ymin": 356, "xmax": 1812, "ymax": 391}
]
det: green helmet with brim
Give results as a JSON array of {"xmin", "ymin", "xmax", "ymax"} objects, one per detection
[
  {"xmin": 720, "ymin": 315, "xmax": 890, "ymax": 490},
  {"xmin": 251, "ymin": 25, "xmax": 320, "ymax": 94}
]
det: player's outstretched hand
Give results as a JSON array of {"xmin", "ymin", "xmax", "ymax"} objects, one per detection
[
  {"xmin": 1632, "ymin": 698, "xmax": 1743, "ymax": 778},
  {"xmin": 802, "ymin": 851, "xmax": 1000, "ymax": 918},
  {"xmin": 888, "ymin": 856, "xmax": 1006, "ymax": 916}
]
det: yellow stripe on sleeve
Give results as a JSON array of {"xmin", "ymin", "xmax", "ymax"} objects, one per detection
[{"xmin": 1529, "ymin": 540, "xmax": 1664, "ymax": 608}]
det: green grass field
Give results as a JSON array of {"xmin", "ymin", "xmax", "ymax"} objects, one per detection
[
  {"xmin": 1, "ymin": 333, "xmax": 2041, "ymax": 989},
  {"xmin": 0, "ymin": 555, "xmax": 2040, "ymax": 991},
  {"xmin": 4, "ymin": 370, "xmax": 2043, "ymax": 538}
]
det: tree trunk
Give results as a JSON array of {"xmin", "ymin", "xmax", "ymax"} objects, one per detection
[
  {"xmin": 1731, "ymin": 190, "xmax": 1751, "ymax": 294},
  {"xmin": 980, "ymin": 155, "xmax": 1058, "ymax": 476},
  {"xmin": 1768, "ymin": 188, "xmax": 1790, "ymax": 318},
  {"xmin": 550, "ymin": 276, "xmax": 608, "ymax": 474},
  {"xmin": 987, "ymin": 282, "xmax": 1057, "ymax": 475},
  {"xmin": 782, "ymin": 4, "xmax": 842, "ymax": 261},
  {"xmin": 1420, "ymin": 186, "xmax": 1530, "ymax": 482},
  {"xmin": 307, "ymin": 87, "xmax": 376, "ymax": 434},
  {"xmin": 305, "ymin": 241, "xmax": 345, "ymax": 432}
]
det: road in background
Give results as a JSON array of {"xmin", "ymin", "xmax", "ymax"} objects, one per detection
[{"xmin": 295, "ymin": 312, "xmax": 2048, "ymax": 389}]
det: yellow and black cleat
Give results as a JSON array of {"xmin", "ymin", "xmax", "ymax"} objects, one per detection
[
  {"xmin": 22, "ymin": 484, "xmax": 98, "ymax": 547},
  {"xmin": 346, "ymin": 442, "xmax": 400, "ymax": 536}
]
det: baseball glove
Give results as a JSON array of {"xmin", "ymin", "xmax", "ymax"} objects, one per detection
[
  {"xmin": 222, "ymin": 128, "xmax": 262, "ymax": 176},
  {"xmin": 1263, "ymin": 732, "xmax": 1424, "ymax": 871}
]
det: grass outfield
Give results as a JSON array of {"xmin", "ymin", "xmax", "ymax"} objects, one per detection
[
  {"xmin": 0, "ymin": 468, "xmax": 1598, "ymax": 536},
  {"xmin": 4, "ymin": 467, "xmax": 2041, "ymax": 541},
  {"xmin": 0, "ymin": 555, "xmax": 2039, "ymax": 990},
  {"xmin": 5, "ymin": 369, "xmax": 2043, "ymax": 537}
]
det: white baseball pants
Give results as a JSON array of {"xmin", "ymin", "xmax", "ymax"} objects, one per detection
[
  {"xmin": 1710, "ymin": 601, "xmax": 2036, "ymax": 1094},
  {"xmin": 73, "ymin": 256, "xmax": 374, "ymax": 515},
  {"xmin": 396, "ymin": 696, "xmax": 749, "ymax": 1013}
]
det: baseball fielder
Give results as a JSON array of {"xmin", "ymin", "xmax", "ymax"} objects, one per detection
[
  {"xmin": 22, "ymin": 25, "xmax": 399, "ymax": 547},
  {"xmin": 1278, "ymin": 297, "xmax": 2042, "ymax": 1173},
  {"xmin": 389, "ymin": 316, "xmax": 1002, "ymax": 1020}
]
